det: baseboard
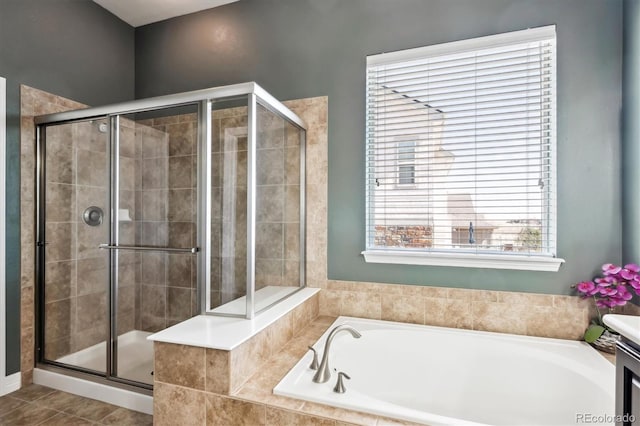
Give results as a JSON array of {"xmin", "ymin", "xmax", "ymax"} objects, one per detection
[
  {"xmin": 0, "ymin": 372, "xmax": 22, "ymax": 396},
  {"xmin": 33, "ymin": 368, "xmax": 153, "ymax": 414}
]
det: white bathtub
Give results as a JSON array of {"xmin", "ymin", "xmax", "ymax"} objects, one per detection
[{"xmin": 274, "ymin": 317, "xmax": 615, "ymax": 426}]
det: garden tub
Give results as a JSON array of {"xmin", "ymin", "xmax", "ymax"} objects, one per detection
[{"xmin": 274, "ymin": 317, "xmax": 615, "ymax": 425}]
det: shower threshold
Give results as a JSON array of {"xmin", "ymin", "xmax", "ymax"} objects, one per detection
[
  {"xmin": 211, "ymin": 285, "xmax": 300, "ymax": 316},
  {"xmin": 55, "ymin": 330, "xmax": 154, "ymax": 385}
]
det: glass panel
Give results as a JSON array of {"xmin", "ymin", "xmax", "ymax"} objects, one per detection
[
  {"xmin": 209, "ymin": 96, "xmax": 249, "ymax": 316},
  {"xmin": 115, "ymin": 104, "xmax": 199, "ymax": 384},
  {"xmin": 43, "ymin": 119, "xmax": 109, "ymax": 374},
  {"xmin": 253, "ymin": 103, "xmax": 301, "ymax": 314}
]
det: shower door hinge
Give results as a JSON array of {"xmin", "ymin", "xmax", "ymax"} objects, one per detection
[{"xmin": 36, "ymin": 241, "xmax": 49, "ymax": 247}]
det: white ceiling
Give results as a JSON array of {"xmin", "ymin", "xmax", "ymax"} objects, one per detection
[{"xmin": 93, "ymin": 0, "xmax": 239, "ymax": 27}]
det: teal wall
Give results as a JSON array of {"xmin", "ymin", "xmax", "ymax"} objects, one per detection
[
  {"xmin": 0, "ymin": 0, "xmax": 631, "ymax": 379},
  {"xmin": 623, "ymin": 0, "xmax": 640, "ymax": 266},
  {"xmin": 136, "ymin": 0, "xmax": 624, "ymax": 296},
  {"xmin": 0, "ymin": 0, "xmax": 134, "ymax": 375}
]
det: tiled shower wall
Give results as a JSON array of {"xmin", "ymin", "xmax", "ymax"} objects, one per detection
[
  {"xmin": 21, "ymin": 86, "xmax": 87, "ymax": 383},
  {"xmin": 255, "ymin": 105, "xmax": 301, "ymax": 291},
  {"xmin": 210, "ymin": 107, "xmax": 248, "ymax": 307},
  {"xmin": 43, "ymin": 120, "xmax": 112, "ymax": 360},
  {"xmin": 209, "ymin": 105, "xmax": 302, "ymax": 309},
  {"xmin": 134, "ymin": 114, "xmax": 198, "ymax": 331}
]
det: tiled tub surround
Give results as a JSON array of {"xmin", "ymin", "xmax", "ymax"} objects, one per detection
[
  {"xmin": 318, "ymin": 280, "xmax": 640, "ymax": 340},
  {"xmin": 154, "ymin": 313, "xmax": 620, "ymax": 426},
  {"xmin": 152, "ymin": 307, "xmax": 411, "ymax": 425},
  {"xmin": 153, "ymin": 313, "xmax": 434, "ymax": 426}
]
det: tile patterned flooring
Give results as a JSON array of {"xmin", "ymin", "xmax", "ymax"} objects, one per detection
[{"xmin": 0, "ymin": 384, "xmax": 152, "ymax": 425}]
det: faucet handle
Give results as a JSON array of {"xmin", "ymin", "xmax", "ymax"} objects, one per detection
[
  {"xmin": 333, "ymin": 371, "xmax": 351, "ymax": 394},
  {"xmin": 307, "ymin": 346, "xmax": 319, "ymax": 370}
]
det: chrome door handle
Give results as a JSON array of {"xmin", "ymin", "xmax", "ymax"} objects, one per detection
[{"xmin": 98, "ymin": 244, "xmax": 199, "ymax": 254}]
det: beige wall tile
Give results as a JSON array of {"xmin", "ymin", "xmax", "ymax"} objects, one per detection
[
  {"xmin": 230, "ymin": 330, "xmax": 271, "ymax": 392},
  {"xmin": 300, "ymin": 402, "xmax": 378, "ymax": 426},
  {"xmin": 20, "ymin": 326, "xmax": 34, "ymax": 384},
  {"xmin": 471, "ymin": 301, "xmax": 528, "ymax": 335},
  {"xmin": 526, "ymin": 305, "xmax": 587, "ymax": 340},
  {"xmin": 20, "ymin": 286, "xmax": 35, "ymax": 330},
  {"xmin": 44, "ymin": 261, "xmax": 75, "ymax": 303},
  {"xmin": 266, "ymin": 406, "xmax": 335, "ymax": 426},
  {"xmin": 205, "ymin": 349, "xmax": 230, "ymax": 394},
  {"xmin": 424, "ymin": 298, "xmax": 472, "ymax": 329},
  {"xmin": 291, "ymin": 294, "xmax": 319, "ymax": 336},
  {"xmin": 236, "ymin": 380, "xmax": 305, "ymax": 411},
  {"xmin": 167, "ymin": 253, "xmax": 192, "ymax": 288},
  {"xmin": 44, "ymin": 299, "xmax": 71, "ymax": 342},
  {"xmin": 319, "ymin": 290, "xmax": 341, "ymax": 317},
  {"xmin": 381, "ymin": 295, "xmax": 424, "ymax": 324},
  {"xmin": 206, "ymin": 394, "xmax": 266, "ymax": 426},
  {"xmin": 141, "ymin": 285, "xmax": 166, "ymax": 332},
  {"xmin": 469, "ymin": 289, "xmax": 499, "ymax": 302},
  {"xmin": 155, "ymin": 342, "xmax": 205, "ymax": 390},
  {"xmin": 340, "ymin": 292, "xmax": 381, "ymax": 319},
  {"xmin": 167, "ymin": 287, "xmax": 192, "ymax": 323},
  {"xmin": 266, "ymin": 313, "xmax": 294, "ymax": 356},
  {"xmin": 154, "ymin": 382, "xmax": 205, "ymax": 426},
  {"xmin": 497, "ymin": 292, "xmax": 553, "ymax": 307},
  {"xmin": 553, "ymin": 295, "xmax": 590, "ymax": 310},
  {"xmin": 75, "ymin": 292, "xmax": 107, "ymax": 333},
  {"xmin": 76, "ymin": 257, "xmax": 108, "ymax": 296}
]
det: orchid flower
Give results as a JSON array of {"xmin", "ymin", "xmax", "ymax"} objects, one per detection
[{"xmin": 574, "ymin": 262, "xmax": 640, "ymax": 326}]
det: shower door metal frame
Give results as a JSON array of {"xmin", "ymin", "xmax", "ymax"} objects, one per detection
[
  {"xmin": 34, "ymin": 82, "xmax": 307, "ymax": 391},
  {"xmin": 34, "ymin": 116, "xmax": 144, "ymax": 390}
]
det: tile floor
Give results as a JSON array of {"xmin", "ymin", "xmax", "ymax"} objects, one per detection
[{"xmin": 0, "ymin": 384, "xmax": 152, "ymax": 425}]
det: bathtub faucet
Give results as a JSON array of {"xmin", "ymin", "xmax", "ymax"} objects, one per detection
[{"xmin": 312, "ymin": 324, "xmax": 362, "ymax": 383}]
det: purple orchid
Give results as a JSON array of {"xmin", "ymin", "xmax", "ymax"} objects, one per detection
[
  {"xmin": 574, "ymin": 262, "xmax": 640, "ymax": 325},
  {"xmin": 576, "ymin": 281, "xmax": 596, "ymax": 294},
  {"xmin": 602, "ymin": 263, "xmax": 622, "ymax": 275},
  {"xmin": 625, "ymin": 263, "xmax": 640, "ymax": 273}
]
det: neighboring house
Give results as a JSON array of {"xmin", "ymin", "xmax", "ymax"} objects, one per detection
[{"xmin": 370, "ymin": 90, "xmax": 543, "ymax": 253}]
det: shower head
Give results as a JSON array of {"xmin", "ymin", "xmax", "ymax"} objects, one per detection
[{"xmin": 90, "ymin": 120, "xmax": 108, "ymax": 133}]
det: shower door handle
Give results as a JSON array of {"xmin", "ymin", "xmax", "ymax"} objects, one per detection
[{"xmin": 98, "ymin": 244, "xmax": 199, "ymax": 254}]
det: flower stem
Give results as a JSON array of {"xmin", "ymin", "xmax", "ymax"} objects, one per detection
[{"xmin": 593, "ymin": 295, "xmax": 603, "ymax": 325}]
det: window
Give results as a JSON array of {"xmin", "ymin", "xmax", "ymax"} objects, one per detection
[
  {"xmin": 363, "ymin": 26, "xmax": 563, "ymax": 271},
  {"xmin": 397, "ymin": 141, "xmax": 416, "ymax": 185}
]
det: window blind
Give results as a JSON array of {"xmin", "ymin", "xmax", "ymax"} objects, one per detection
[{"xmin": 365, "ymin": 26, "xmax": 557, "ymax": 257}]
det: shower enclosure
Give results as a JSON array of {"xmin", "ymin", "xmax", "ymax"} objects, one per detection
[{"xmin": 34, "ymin": 83, "xmax": 306, "ymax": 390}]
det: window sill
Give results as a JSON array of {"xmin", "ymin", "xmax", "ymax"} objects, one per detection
[{"xmin": 361, "ymin": 250, "xmax": 565, "ymax": 272}]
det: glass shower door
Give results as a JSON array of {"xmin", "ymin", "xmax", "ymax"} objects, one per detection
[
  {"xmin": 39, "ymin": 118, "xmax": 110, "ymax": 375},
  {"xmin": 112, "ymin": 105, "xmax": 199, "ymax": 385}
]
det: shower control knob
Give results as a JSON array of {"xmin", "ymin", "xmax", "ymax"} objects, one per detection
[{"xmin": 83, "ymin": 206, "xmax": 104, "ymax": 226}]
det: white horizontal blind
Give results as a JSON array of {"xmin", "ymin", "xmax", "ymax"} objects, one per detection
[{"xmin": 365, "ymin": 26, "xmax": 557, "ymax": 257}]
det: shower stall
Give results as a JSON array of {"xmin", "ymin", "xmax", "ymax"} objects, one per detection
[{"xmin": 34, "ymin": 83, "xmax": 306, "ymax": 391}]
